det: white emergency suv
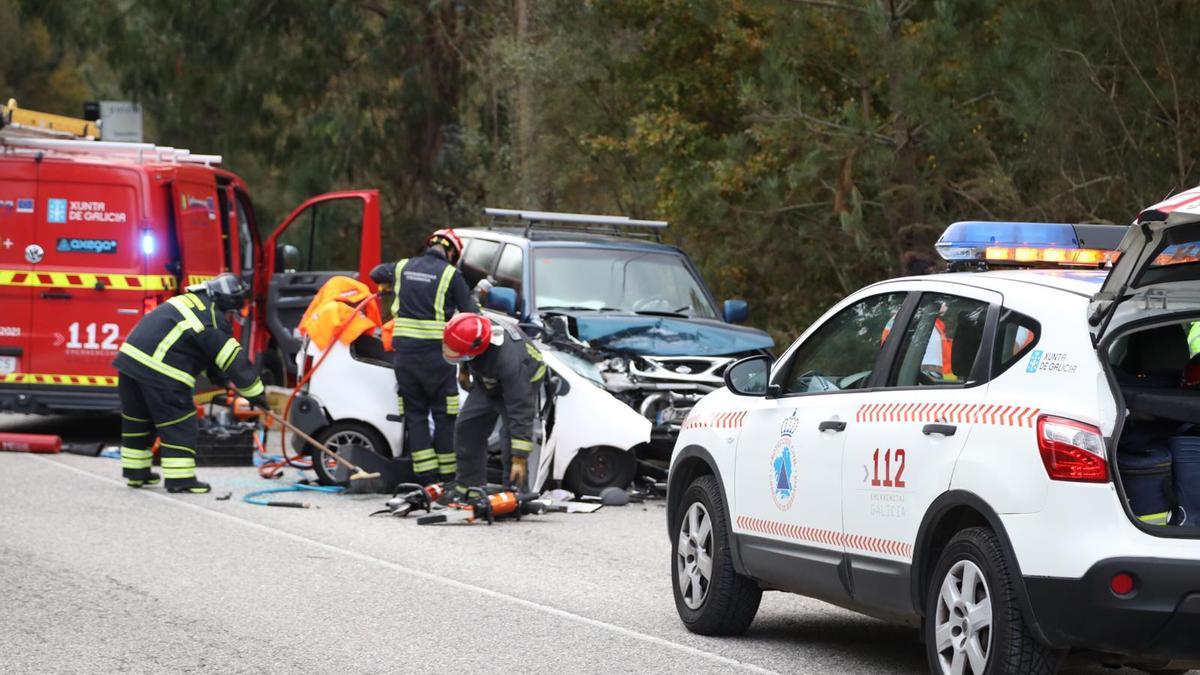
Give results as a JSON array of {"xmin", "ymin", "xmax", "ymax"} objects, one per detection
[{"xmin": 668, "ymin": 206, "xmax": 1200, "ymax": 674}]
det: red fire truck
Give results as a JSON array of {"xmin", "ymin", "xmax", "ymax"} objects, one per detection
[{"xmin": 0, "ymin": 100, "xmax": 381, "ymax": 413}]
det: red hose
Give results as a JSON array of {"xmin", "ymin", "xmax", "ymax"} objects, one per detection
[{"xmin": 267, "ymin": 292, "xmax": 382, "ymax": 476}]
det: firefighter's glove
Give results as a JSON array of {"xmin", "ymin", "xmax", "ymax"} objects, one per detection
[
  {"xmin": 509, "ymin": 455, "xmax": 528, "ymax": 487},
  {"xmin": 248, "ymin": 394, "xmax": 269, "ymax": 411},
  {"xmin": 458, "ymin": 368, "xmax": 472, "ymax": 391}
]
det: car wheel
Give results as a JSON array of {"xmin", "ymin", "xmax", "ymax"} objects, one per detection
[
  {"xmin": 309, "ymin": 421, "xmax": 390, "ymax": 486},
  {"xmin": 564, "ymin": 446, "xmax": 636, "ymax": 497},
  {"xmin": 924, "ymin": 527, "xmax": 1058, "ymax": 675},
  {"xmin": 672, "ymin": 475, "xmax": 761, "ymax": 635}
]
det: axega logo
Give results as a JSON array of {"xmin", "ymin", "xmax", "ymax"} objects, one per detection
[
  {"xmin": 57, "ymin": 238, "xmax": 118, "ymax": 254},
  {"xmin": 770, "ymin": 411, "xmax": 800, "ymax": 510}
]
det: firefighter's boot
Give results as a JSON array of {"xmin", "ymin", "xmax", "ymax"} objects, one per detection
[
  {"xmin": 166, "ymin": 478, "xmax": 212, "ymax": 494},
  {"xmin": 126, "ymin": 471, "xmax": 161, "ymax": 489}
]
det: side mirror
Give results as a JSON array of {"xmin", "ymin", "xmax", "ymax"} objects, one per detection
[
  {"xmin": 723, "ymin": 299, "xmax": 749, "ymax": 324},
  {"xmin": 485, "ymin": 286, "xmax": 518, "ymax": 317},
  {"xmin": 724, "ymin": 354, "xmax": 771, "ymax": 396},
  {"xmin": 276, "ymin": 244, "xmax": 301, "ymax": 273}
]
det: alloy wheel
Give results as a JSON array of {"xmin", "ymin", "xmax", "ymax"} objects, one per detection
[
  {"xmin": 321, "ymin": 430, "xmax": 372, "ymax": 473},
  {"xmin": 934, "ymin": 559, "xmax": 993, "ymax": 675},
  {"xmin": 676, "ymin": 502, "xmax": 714, "ymax": 610}
]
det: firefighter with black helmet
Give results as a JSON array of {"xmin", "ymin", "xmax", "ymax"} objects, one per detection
[
  {"xmin": 370, "ymin": 228, "xmax": 477, "ymax": 485},
  {"xmin": 442, "ymin": 312, "xmax": 545, "ymax": 492},
  {"xmin": 113, "ymin": 273, "xmax": 266, "ymax": 493}
]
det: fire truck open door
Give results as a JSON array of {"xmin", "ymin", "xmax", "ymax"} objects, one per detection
[
  {"xmin": 261, "ymin": 190, "xmax": 380, "ymax": 382},
  {"xmin": 169, "ymin": 173, "xmax": 224, "ymax": 288}
]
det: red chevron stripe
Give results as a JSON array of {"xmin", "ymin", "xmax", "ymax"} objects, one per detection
[
  {"xmin": 857, "ymin": 401, "xmax": 1048, "ymax": 428},
  {"xmin": 745, "ymin": 515, "xmax": 912, "ymax": 559}
]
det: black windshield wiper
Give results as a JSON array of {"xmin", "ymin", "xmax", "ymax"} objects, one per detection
[
  {"xmin": 539, "ymin": 305, "xmax": 623, "ymax": 312},
  {"xmin": 632, "ymin": 309, "xmax": 691, "ymax": 318}
]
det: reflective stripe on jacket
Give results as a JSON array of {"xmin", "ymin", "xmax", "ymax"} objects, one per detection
[
  {"xmin": 113, "ymin": 292, "xmax": 263, "ymax": 396},
  {"xmin": 465, "ymin": 321, "xmax": 545, "ymax": 456},
  {"xmin": 389, "ymin": 247, "xmax": 477, "ymax": 344}
]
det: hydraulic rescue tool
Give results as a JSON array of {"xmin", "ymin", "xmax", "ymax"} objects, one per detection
[
  {"xmin": 371, "ymin": 482, "xmax": 445, "ymax": 518},
  {"xmin": 257, "ymin": 407, "xmax": 381, "ymax": 482},
  {"xmin": 415, "ymin": 487, "xmax": 545, "ymax": 525}
]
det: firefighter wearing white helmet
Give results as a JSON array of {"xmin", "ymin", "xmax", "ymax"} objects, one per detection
[
  {"xmin": 112, "ymin": 273, "xmax": 265, "ymax": 493},
  {"xmin": 370, "ymin": 228, "xmax": 478, "ymax": 485}
]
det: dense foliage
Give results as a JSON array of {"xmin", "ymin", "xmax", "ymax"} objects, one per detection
[{"xmin": 6, "ymin": 0, "xmax": 1200, "ymax": 339}]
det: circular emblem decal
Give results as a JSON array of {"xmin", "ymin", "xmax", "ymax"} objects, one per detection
[
  {"xmin": 24, "ymin": 244, "xmax": 44, "ymax": 264},
  {"xmin": 770, "ymin": 411, "xmax": 799, "ymax": 511}
]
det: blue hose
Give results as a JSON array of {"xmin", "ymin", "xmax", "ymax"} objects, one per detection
[{"xmin": 243, "ymin": 483, "xmax": 344, "ymax": 508}]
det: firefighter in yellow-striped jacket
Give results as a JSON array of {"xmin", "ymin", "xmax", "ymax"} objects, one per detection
[
  {"xmin": 370, "ymin": 229, "xmax": 477, "ymax": 485},
  {"xmin": 112, "ymin": 274, "xmax": 266, "ymax": 493}
]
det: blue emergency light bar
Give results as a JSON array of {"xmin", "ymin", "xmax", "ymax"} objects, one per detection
[{"xmin": 935, "ymin": 221, "xmax": 1126, "ymax": 266}]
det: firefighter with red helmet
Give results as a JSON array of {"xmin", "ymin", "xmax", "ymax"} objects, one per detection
[
  {"xmin": 442, "ymin": 312, "xmax": 546, "ymax": 491},
  {"xmin": 370, "ymin": 229, "xmax": 477, "ymax": 484},
  {"xmin": 112, "ymin": 274, "xmax": 266, "ymax": 493}
]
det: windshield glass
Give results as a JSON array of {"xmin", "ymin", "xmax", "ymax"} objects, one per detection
[{"xmin": 532, "ymin": 247, "xmax": 717, "ymax": 318}]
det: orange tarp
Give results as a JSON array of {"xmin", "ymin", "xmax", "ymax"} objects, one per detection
[{"xmin": 297, "ymin": 276, "xmax": 382, "ymax": 350}]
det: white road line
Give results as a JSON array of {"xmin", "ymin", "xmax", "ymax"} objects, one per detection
[{"xmin": 39, "ymin": 456, "xmax": 781, "ymax": 675}]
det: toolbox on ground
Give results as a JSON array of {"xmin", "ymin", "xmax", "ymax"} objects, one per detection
[{"xmin": 195, "ymin": 419, "xmax": 256, "ymax": 467}]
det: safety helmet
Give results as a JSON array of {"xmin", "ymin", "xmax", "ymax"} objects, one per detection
[
  {"xmin": 443, "ymin": 312, "xmax": 491, "ymax": 362},
  {"xmin": 190, "ymin": 273, "xmax": 250, "ymax": 312},
  {"xmin": 426, "ymin": 228, "xmax": 464, "ymax": 263}
]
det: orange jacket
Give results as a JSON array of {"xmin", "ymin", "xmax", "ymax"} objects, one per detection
[{"xmin": 298, "ymin": 276, "xmax": 382, "ymax": 350}]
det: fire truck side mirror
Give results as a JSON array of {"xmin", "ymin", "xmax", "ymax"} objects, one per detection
[{"xmin": 276, "ymin": 244, "xmax": 301, "ymax": 273}]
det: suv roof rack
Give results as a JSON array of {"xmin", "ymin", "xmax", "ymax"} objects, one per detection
[
  {"xmin": 484, "ymin": 207, "xmax": 668, "ymax": 241},
  {"xmin": 0, "ymin": 99, "xmax": 221, "ymax": 166}
]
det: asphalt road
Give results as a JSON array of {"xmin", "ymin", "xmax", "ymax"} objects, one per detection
[{"xmin": 0, "ymin": 414, "xmax": 1162, "ymax": 674}]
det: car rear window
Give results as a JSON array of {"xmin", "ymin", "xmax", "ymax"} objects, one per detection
[
  {"xmin": 993, "ymin": 308, "xmax": 1040, "ymax": 376},
  {"xmin": 889, "ymin": 293, "xmax": 989, "ymax": 387},
  {"xmin": 1137, "ymin": 223, "xmax": 1200, "ymax": 286}
]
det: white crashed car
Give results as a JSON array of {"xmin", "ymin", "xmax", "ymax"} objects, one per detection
[{"xmin": 289, "ymin": 309, "xmax": 649, "ymax": 495}]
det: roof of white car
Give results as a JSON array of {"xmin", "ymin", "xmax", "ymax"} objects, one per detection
[{"xmin": 877, "ymin": 268, "xmax": 1108, "ymax": 298}]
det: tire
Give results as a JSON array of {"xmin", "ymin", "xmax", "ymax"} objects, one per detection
[
  {"xmin": 563, "ymin": 446, "xmax": 636, "ymax": 497},
  {"xmin": 924, "ymin": 527, "xmax": 1059, "ymax": 675},
  {"xmin": 672, "ymin": 475, "xmax": 761, "ymax": 635},
  {"xmin": 309, "ymin": 421, "xmax": 391, "ymax": 486}
]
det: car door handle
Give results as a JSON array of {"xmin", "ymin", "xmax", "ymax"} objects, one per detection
[
  {"xmin": 923, "ymin": 423, "xmax": 957, "ymax": 437},
  {"xmin": 818, "ymin": 420, "xmax": 846, "ymax": 432},
  {"xmin": 41, "ymin": 291, "xmax": 73, "ymax": 300}
]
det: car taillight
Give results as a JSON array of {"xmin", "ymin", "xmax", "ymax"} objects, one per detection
[{"xmin": 1037, "ymin": 415, "xmax": 1108, "ymax": 483}]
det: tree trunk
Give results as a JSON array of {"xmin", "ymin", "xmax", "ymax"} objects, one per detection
[
  {"xmin": 515, "ymin": 0, "xmax": 534, "ymax": 204},
  {"xmin": 884, "ymin": 0, "xmax": 920, "ymax": 261}
]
